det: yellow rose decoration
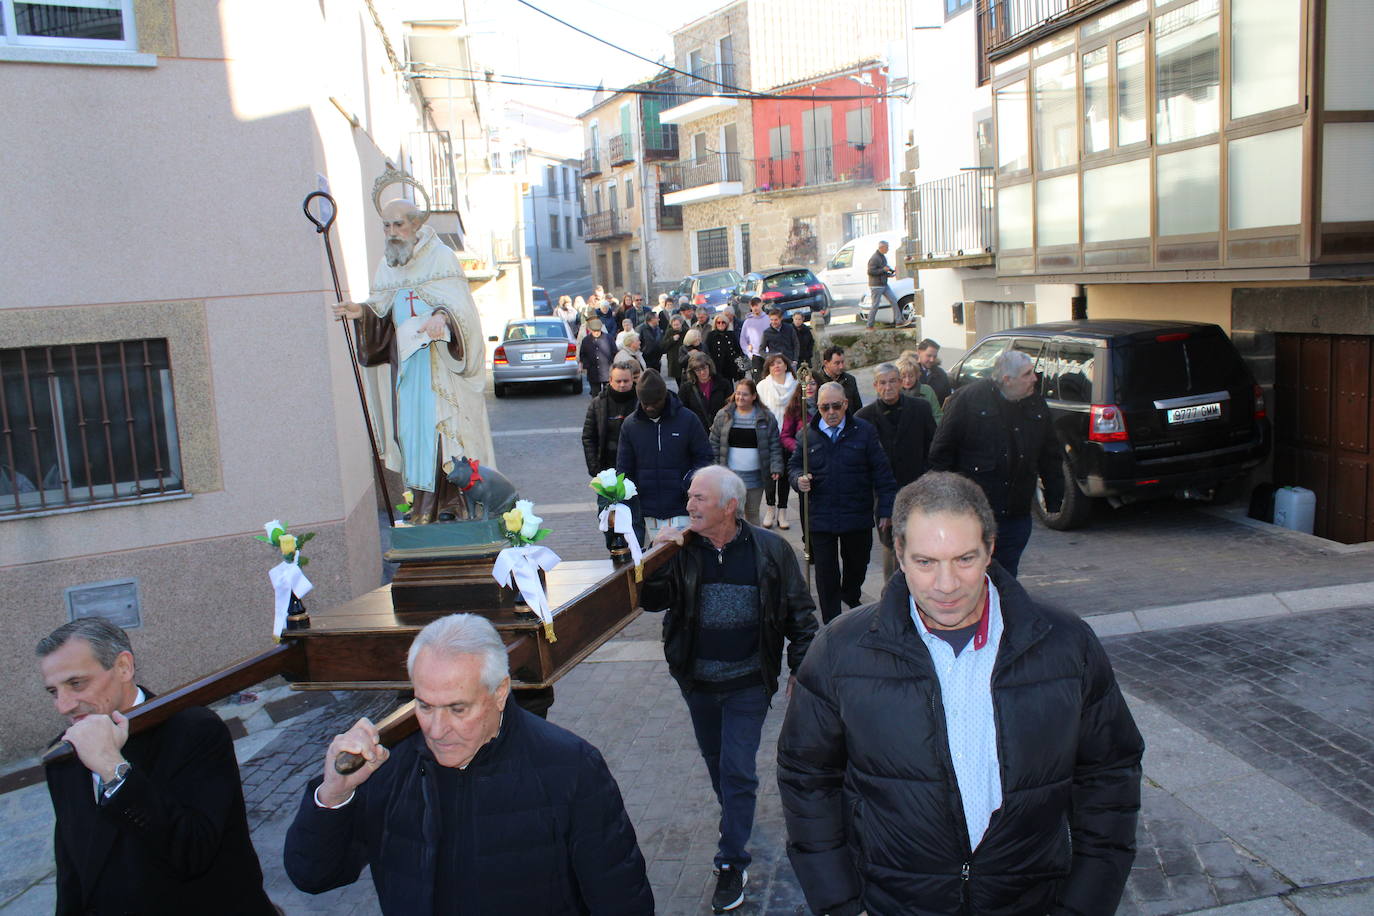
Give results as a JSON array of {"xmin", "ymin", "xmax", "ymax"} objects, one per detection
[
  {"xmin": 279, "ymin": 534, "xmax": 297, "ymax": 556},
  {"xmin": 402, "ymin": 490, "xmax": 414, "ymax": 505},
  {"xmin": 502, "ymin": 508, "xmax": 523, "ymax": 534}
]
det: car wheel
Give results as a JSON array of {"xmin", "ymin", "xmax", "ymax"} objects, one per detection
[
  {"xmin": 1034, "ymin": 457, "xmax": 1094, "ymax": 530},
  {"xmin": 494, "ymin": 383, "xmax": 507, "ymax": 398},
  {"xmin": 898, "ymin": 297, "xmax": 917, "ymax": 326}
]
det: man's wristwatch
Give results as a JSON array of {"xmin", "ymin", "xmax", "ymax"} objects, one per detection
[{"xmin": 102, "ymin": 761, "xmax": 132, "ymax": 798}]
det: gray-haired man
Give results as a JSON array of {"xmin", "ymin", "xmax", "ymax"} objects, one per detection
[
  {"xmin": 929, "ymin": 349, "xmax": 1063, "ymax": 576},
  {"xmin": 864, "ymin": 240, "xmax": 901, "ymax": 329},
  {"xmin": 285, "ymin": 613, "xmax": 653, "ymax": 914},
  {"xmin": 646, "ymin": 466, "xmax": 817, "ymax": 912}
]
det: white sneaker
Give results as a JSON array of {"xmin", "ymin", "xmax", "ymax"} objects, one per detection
[
  {"xmin": 762, "ymin": 505, "xmax": 776, "ymax": 528},
  {"xmin": 775, "ymin": 507, "xmax": 790, "ymax": 529}
]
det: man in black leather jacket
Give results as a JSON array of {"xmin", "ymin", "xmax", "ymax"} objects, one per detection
[
  {"xmin": 778, "ymin": 472, "xmax": 1142, "ymax": 916},
  {"xmin": 644, "ymin": 465, "xmax": 817, "ymax": 912}
]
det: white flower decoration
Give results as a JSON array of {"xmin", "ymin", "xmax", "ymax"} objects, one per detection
[
  {"xmin": 263, "ymin": 519, "xmax": 285, "ymax": 541},
  {"xmin": 596, "ymin": 468, "xmax": 619, "ymax": 490},
  {"xmin": 515, "ymin": 498, "xmax": 536, "ymax": 517},
  {"xmin": 520, "ymin": 511, "xmax": 543, "ymax": 540},
  {"xmin": 621, "ymin": 477, "xmax": 638, "ymax": 499}
]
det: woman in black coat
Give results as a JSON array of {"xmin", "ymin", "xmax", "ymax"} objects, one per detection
[
  {"xmin": 662, "ymin": 315, "xmax": 689, "ymax": 381},
  {"xmin": 705, "ymin": 314, "xmax": 745, "ymax": 381},
  {"xmin": 678, "ymin": 351, "xmax": 731, "ymax": 430}
]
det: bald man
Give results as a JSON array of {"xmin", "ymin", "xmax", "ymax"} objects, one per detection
[
  {"xmin": 333, "ymin": 195, "xmax": 494, "ymax": 523},
  {"xmin": 792, "ymin": 382, "xmax": 897, "ymax": 623}
]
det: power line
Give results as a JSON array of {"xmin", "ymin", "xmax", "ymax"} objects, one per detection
[
  {"xmin": 513, "ymin": 0, "xmax": 759, "ymax": 97},
  {"xmin": 410, "ymin": 65, "xmax": 902, "ymax": 102}
]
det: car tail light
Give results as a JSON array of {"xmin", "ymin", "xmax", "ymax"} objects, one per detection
[
  {"xmin": 1089, "ymin": 404, "xmax": 1129, "ymax": 442},
  {"xmin": 692, "ymin": 293, "xmax": 707, "ymax": 305},
  {"xmin": 493, "ymin": 346, "xmax": 507, "ymax": 366},
  {"xmin": 565, "ymin": 343, "xmax": 577, "ymax": 361},
  {"xmin": 1155, "ymin": 332, "xmax": 1190, "ymax": 342},
  {"xmin": 762, "ymin": 291, "xmax": 783, "ymax": 300},
  {"xmin": 807, "ymin": 283, "xmax": 824, "ymax": 293},
  {"xmin": 1253, "ymin": 383, "xmax": 1266, "ymax": 419}
]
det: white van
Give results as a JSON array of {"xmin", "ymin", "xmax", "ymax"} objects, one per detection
[{"xmin": 816, "ymin": 231, "xmax": 918, "ymax": 313}]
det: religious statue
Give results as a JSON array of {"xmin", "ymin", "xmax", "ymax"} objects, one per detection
[{"xmin": 333, "ymin": 169, "xmax": 495, "ymax": 524}]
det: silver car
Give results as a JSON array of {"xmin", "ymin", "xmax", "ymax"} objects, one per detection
[{"xmin": 490, "ymin": 317, "xmax": 580, "ymax": 397}]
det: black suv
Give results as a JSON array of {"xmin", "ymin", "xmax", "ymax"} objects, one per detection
[{"xmin": 947, "ymin": 320, "xmax": 1271, "ymax": 529}]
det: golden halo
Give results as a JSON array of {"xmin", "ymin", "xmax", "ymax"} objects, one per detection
[{"xmin": 371, "ymin": 166, "xmax": 432, "ymax": 223}]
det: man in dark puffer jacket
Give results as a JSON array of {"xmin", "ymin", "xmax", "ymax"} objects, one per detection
[
  {"xmin": 285, "ymin": 614, "xmax": 653, "ymax": 915},
  {"xmin": 779, "ymin": 472, "xmax": 1142, "ymax": 916}
]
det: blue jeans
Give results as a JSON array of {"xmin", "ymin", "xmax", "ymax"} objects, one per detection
[
  {"xmin": 682, "ymin": 685, "xmax": 770, "ymax": 869},
  {"xmin": 866, "ymin": 284, "xmax": 900, "ymax": 327},
  {"xmin": 995, "ymin": 513, "xmax": 1033, "ymax": 577}
]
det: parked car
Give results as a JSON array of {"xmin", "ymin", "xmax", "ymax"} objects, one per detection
[
  {"xmin": 817, "ymin": 230, "xmax": 918, "ymax": 320},
  {"xmin": 531, "ymin": 286, "xmax": 552, "ymax": 316},
  {"xmin": 731, "ymin": 266, "xmax": 831, "ymax": 321},
  {"xmin": 946, "ymin": 320, "xmax": 1272, "ymax": 529},
  {"xmin": 667, "ymin": 269, "xmax": 744, "ymax": 313},
  {"xmin": 490, "ymin": 317, "xmax": 580, "ymax": 397}
]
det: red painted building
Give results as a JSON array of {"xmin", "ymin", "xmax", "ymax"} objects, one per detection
[{"xmin": 751, "ymin": 67, "xmax": 890, "ymax": 192}]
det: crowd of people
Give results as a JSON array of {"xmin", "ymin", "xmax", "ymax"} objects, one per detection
[{"xmin": 31, "ymin": 284, "xmax": 1140, "ymax": 916}]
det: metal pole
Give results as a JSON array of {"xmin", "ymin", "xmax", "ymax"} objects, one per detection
[{"xmin": 303, "ymin": 191, "xmax": 396, "ymax": 527}]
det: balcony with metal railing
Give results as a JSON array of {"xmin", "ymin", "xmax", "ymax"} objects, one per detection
[
  {"xmin": 658, "ymin": 63, "xmax": 741, "ymax": 125},
  {"xmin": 608, "ymin": 133, "xmax": 634, "ymax": 166},
  {"xmin": 661, "ymin": 152, "xmax": 745, "ymax": 206},
  {"xmin": 410, "ymin": 130, "xmax": 459, "ymax": 212},
  {"xmin": 906, "ymin": 168, "xmax": 996, "ymax": 269},
  {"xmin": 755, "ymin": 144, "xmax": 879, "ymax": 193},
  {"xmin": 582, "ymin": 146, "xmax": 603, "ymax": 177},
  {"xmin": 584, "ymin": 210, "xmax": 633, "ymax": 242},
  {"xmin": 977, "ymin": 0, "xmax": 1103, "ymax": 59}
]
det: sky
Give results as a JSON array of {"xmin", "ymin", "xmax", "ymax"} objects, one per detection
[{"xmin": 491, "ymin": 0, "xmax": 727, "ymax": 117}]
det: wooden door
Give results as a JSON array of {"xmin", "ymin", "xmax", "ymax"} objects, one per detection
[{"xmin": 1274, "ymin": 334, "xmax": 1374, "ymax": 543}]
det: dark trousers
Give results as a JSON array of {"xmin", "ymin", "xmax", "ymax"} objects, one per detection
[
  {"xmin": 764, "ymin": 454, "xmax": 790, "ymax": 508},
  {"xmin": 994, "ymin": 513, "xmax": 1033, "ymax": 577},
  {"xmin": 750, "ymin": 354, "xmax": 765, "ymax": 379},
  {"xmin": 811, "ymin": 527, "xmax": 873, "ymax": 623},
  {"xmin": 588, "ymin": 379, "xmax": 606, "ymax": 396},
  {"xmin": 682, "ymin": 685, "xmax": 770, "ymax": 870}
]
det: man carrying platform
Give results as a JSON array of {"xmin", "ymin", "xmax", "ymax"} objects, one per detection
[
  {"xmin": 285, "ymin": 613, "xmax": 653, "ymax": 914},
  {"xmin": 38, "ymin": 617, "xmax": 275, "ymax": 915}
]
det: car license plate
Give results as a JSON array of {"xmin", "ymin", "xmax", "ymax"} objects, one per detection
[
  {"xmin": 1167, "ymin": 403, "xmax": 1221, "ymax": 424},
  {"xmin": 520, "ymin": 352, "xmax": 552, "ymax": 362}
]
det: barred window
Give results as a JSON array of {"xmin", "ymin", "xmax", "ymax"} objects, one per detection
[
  {"xmin": 3, "ymin": 0, "xmax": 137, "ymax": 49},
  {"xmin": 1, "ymin": 339, "xmax": 183, "ymax": 516},
  {"xmin": 697, "ymin": 227, "xmax": 730, "ymax": 270}
]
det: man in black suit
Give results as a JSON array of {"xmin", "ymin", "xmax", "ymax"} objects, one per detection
[
  {"xmin": 855, "ymin": 363, "xmax": 937, "ymax": 580},
  {"xmin": 38, "ymin": 617, "xmax": 275, "ymax": 915}
]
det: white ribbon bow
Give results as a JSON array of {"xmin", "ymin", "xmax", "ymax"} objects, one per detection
[
  {"xmin": 598, "ymin": 502, "xmax": 644, "ymax": 572},
  {"xmin": 268, "ymin": 558, "xmax": 313, "ymax": 639},
  {"xmin": 492, "ymin": 545, "xmax": 562, "ymax": 641}
]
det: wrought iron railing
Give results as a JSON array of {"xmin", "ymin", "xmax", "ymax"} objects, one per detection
[
  {"xmin": 756, "ymin": 144, "xmax": 879, "ymax": 192},
  {"xmin": 1, "ymin": 340, "xmax": 184, "ymax": 516},
  {"xmin": 582, "ymin": 146, "xmax": 603, "ymax": 176},
  {"xmin": 585, "ymin": 210, "xmax": 632, "ymax": 241},
  {"xmin": 910, "ymin": 168, "xmax": 996, "ymax": 260},
  {"xmin": 608, "ymin": 134, "xmax": 634, "ymax": 165},
  {"xmin": 660, "ymin": 63, "xmax": 740, "ymax": 109},
  {"xmin": 661, "ymin": 152, "xmax": 744, "ymax": 192},
  {"xmin": 977, "ymin": 0, "xmax": 1101, "ymax": 57}
]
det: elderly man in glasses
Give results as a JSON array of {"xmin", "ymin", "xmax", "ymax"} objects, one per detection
[{"xmin": 792, "ymin": 381, "xmax": 898, "ymax": 623}]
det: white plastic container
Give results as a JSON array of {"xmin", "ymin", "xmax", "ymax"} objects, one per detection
[{"xmin": 1273, "ymin": 486, "xmax": 1316, "ymax": 534}]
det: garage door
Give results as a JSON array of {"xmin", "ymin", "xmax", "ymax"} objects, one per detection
[{"xmin": 1273, "ymin": 334, "xmax": 1374, "ymax": 543}]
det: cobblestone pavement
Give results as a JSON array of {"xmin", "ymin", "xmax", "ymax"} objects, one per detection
[{"xmin": 1107, "ymin": 607, "xmax": 1374, "ymax": 840}]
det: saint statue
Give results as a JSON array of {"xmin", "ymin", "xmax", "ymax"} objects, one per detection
[{"xmin": 333, "ymin": 172, "xmax": 495, "ymax": 524}]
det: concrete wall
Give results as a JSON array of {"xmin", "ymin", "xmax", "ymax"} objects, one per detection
[
  {"xmin": 525, "ymin": 154, "xmax": 586, "ymax": 285},
  {"xmin": 0, "ymin": 0, "xmax": 433, "ymax": 758}
]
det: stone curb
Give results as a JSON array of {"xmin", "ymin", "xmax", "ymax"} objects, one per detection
[{"xmin": 1085, "ymin": 581, "xmax": 1374, "ymax": 638}]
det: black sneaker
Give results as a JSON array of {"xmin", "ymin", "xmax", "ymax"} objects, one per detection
[{"xmin": 711, "ymin": 864, "xmax": 747, "ymax": 912}]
